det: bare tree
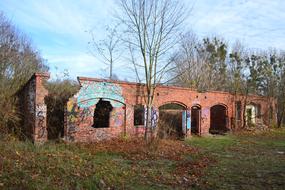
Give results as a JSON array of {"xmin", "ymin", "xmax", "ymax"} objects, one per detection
[
  {"xmin": 172, "ymin": 33, "xmax": 229, "ymax": 92},
  {"xmin": 116, "ymin": 0, "xmax": 188, "ymax": 141},
  {"xmin": 172, "ymin": 32, "xmax": 209, "ymax": 91},
  {"xmin": 88, "ymin": 25, "xmax": 121, "ymax": 80}
]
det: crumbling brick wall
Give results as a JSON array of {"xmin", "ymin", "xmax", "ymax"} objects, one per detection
[
  {"xmin": 16, "ymin": 72, "xmax": 277, "ymax": 143},
  {"xmin": 65, "ymin": 78, "xmax": 129, "ymax": 142},
  {"xmin": 17, "ymin": 73, "xmax": 50, "ymax": 143},
  {"xmin": 65, "ymin": 77, "xmax": 277, "ymax": 142}
]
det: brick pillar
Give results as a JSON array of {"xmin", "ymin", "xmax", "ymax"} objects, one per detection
[
  {"xmin": 17, "ymin": 72, "xmax": 50, "ymax": 143},
  {"xmin": 125, "ymin": 104, "xmax": 134, "ymax": 135},
  {"xmin": 34, "ymin": 73, "xmax": 50, "ymax": 143},
  {"xmin": 200, "ymin": 107, "xmax": 210, "ymax": 135}
]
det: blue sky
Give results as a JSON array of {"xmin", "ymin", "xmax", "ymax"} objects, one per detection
[{"xmin": 1, "ymin": 0, "xmax": 285, "ymax": 80}]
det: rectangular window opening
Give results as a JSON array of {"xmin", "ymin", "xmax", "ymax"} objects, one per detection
[{"xmin": 134, "ymin": 105, "xmax": 144, "ymax": 125}]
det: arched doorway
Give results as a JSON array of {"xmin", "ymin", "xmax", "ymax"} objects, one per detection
[
  {"xmin": 245, "ymin": 103, "xmax": 261, "ymax": 127},
  {"xmin": 92, "ymin": 99, "xmax": 113, "ymax": 128},
  {"xmin": 158, "ymin": 102, "xmax": 186, "ymax": 139},
  {"xmin": 191, "ymin": 105, "xmax": 201, "ymax": 135},
  {"xmin": 210, "ymin": 104, "xmax": 228, "ymax": 134}
]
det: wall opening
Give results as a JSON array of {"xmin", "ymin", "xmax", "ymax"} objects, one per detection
[
  {"xmin": 210, "ymin": 104, "xmax": 228, "ymax": 134},
  {"xmin": 246, "ymin": 108, "xmax": 253, "ymax": 125},
  {"xmin": 191, "ymin": 105, "xmax": 201, "ymax": 135},
  {"xmin": 45, "ymin": 93, "xmax": 71, "ymax": 140},
  {"xmin": 46, "ymin": 98, "xmax": 64, "ymax": 140},
  {"xmin": 158, "ymin": 103, "xmax": 185, "ymax": 139},
  {"xmin": 245, "ymin": 103, "xmax": 256, "ymax": 126},
  {"xmin": 134, "ymin": 105, "xmax": 144, "ymax": 125},
  {"xmin": 92, "ymin": 99, "xmax": 113, "ymax": 128}
]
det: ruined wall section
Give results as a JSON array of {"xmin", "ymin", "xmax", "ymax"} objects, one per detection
[
  {"xmin": 65, "ymin": 78, "xmax": 127, "ymax": 142},
  {"xmin": 65, "ymin": 77, "xmax": 277, "ymax": 142},
  {"xmin": 234, "ymin": 95, "xmax": 277, "ymax": 127},
  {"xmin": 17, "ymin": 73, "xmax": 50, "ymax": 143},
  {"xmin": 151, "ymin": 87, "xmax": 235, "ymax": 135}
]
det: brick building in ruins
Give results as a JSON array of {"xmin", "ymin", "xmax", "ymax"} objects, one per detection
[{"xmin": 17, "ymin": 73, "xmax": 276, "ymax": 143}]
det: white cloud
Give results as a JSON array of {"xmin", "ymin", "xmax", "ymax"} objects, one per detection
[
  {"xmin": 189, "ymin": 0, "xmax": 285, "ymax": 49},
  {"xmin": 1, "ymin": 0, "xmax": 285, "ymax": 81},
  {"xmin": 1, "ymin": 0, "xmax": 115, "ymax": 40}
]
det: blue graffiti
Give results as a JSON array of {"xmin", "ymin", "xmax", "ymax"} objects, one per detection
[
  {"xmin": 186, "ymin": 110, "xmax": 191, "ymax": 129},
  {"xmin": 151, "ymin": 107, "xmax": 158, "ymax": 128},
  {"xmin": 77, "ymin": 81, "xmax": 125, "ymax": 108}
]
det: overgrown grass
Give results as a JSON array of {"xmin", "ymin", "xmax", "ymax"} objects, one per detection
[
  {"xmin": 186, "ymin": 128, "xmax": 285, "ymax": 190},
  {"xmin": 0, "ymin": 129, "xmax": 284, "ymax": 189},
  {"xmin": 0, "ymin": 141, "xmax": 134, "ymax": 189},
  {"xmin": 0, "ymin": 138, "xmax": 202, "ymax": 189}
]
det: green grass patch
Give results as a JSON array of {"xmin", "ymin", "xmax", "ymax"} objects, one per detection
[
  {"xmin": 186, "ymin": 128, "xmax": 285, "ymax": 190},
  {"xmin": 0, "ymin": 128, "xmax": 284, "ymax": 189}
]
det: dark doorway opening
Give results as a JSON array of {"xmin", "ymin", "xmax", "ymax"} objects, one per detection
[
  {"xmin": 210, "ymin": 105, "xmax": 228, "ymax": 134},
  {"xmin": 45, "ymin": 96, "xmax": 65, "ymax": 140},
  {"xmin": 191, "ymin": 105, "xmax": 201, "ymax": 135},
  {"xmin": 158, "ymin": 103, "xmax": 185, "ymax": 139},
  {"xmin": 134, "ymin": 105, "xmax": 144, "ymax": 125},
  {"xmin": 93, "ymin": 99, "xmax": 113, "ymax": 128}
]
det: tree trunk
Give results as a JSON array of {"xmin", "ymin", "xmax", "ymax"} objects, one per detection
[
  {"xmin": 144, "ymin": 95, "xmax": 153, "ymax": 142},
  {"xmin": 242, "ymin": 95, "xmax": 248, "ymax": 128}
]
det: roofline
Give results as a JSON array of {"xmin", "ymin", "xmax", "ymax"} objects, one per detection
[{"xmin": 77, "ymin": 76, "xmax": 269, "ymax": 99}]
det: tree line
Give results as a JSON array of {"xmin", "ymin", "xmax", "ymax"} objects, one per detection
[
  {"xmin": 171, "ymin": 32, "xmax": 285, "ymax": 127},
  {"xmin": 90, "ymin": 0, "xmax": 285, "ymax": 141}
]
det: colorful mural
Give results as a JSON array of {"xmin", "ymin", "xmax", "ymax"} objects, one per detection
[
  {"xmin": 36, "ymin": 104, "xmax": 47, "ymax": 138},
  {"xmin": 186, "ymin": 110, "xmax": 191, "ymax": 130},
  {"xmin": 182, "ymin": 111, "xmax": 186, "ymax": 134},
  {"xmin": 65, "ymin": 81, "xmax": 127, "ymax": 141},
  {"xmin": 111, "ymin": 107, "xmax": 125, "ymax": 127},
  {"xmin": 77, "ymin": 81, "xmax": 125, "ymax": 108},
  {"xmin": 182, "ymin": 110, "xmax": 191, "ymax": 134},
  {"xmin": 201, "ymin": 107, "xmax": 209, "ymax": 124},
  {"xmin": 151, "ymin": 107, "xmax": 159, "ymax": 128}
]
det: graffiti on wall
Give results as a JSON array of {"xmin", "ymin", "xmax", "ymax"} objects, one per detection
[
  {"xmin": 182, "ymin": 111, "xmax": 186, "ymax": 134},
  {"xmin": 144, "ymin": 105, "xmax": 147, "ymax": 127},
  {"xmin": 182, "ymin": 110, "xmax": 191, "ymax": 134},
  {"xmin": 111, "ymin": 108, "xmax": 124, "ymax": 127},
  {"xmin": 141, "ymin": 106, "xmax": 158, "ymax": 128},
  {"xmin": 186, "ymin": 110, "xmax": 191, "ymax": 129},
  {"xmin": 77, "ymin": 81, "xmax": 125, "ymax": 108},
  {"xmin": 201, "ymin": 107, "xmax": 209, "ymax": 124},
  {"xmin": 66, "ymin": 100, "xmax": 78, "ymax": 138},
  {"xmin": 151, "ymin": 107, "xmax": 159, "ymax": 128},
  {"xmin": 65, "ymin": 80, "xmax": 126, "ymax": 141},
  {"xmin": 79, "ymin": 107, "xmax": 92, "ymax": 123},
  {"xmin": 36, "ymin": 104, "xmax": 47, "ymax": 138}
]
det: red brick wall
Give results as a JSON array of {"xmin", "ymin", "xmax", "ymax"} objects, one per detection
[
  {"xmin": 17, "ymin": 73, "xmax": 277, "ymax": 143},
  {"xmin": 17, "ymin": 73, "xmax": 50, "ymax": 143},
  {"xmin": 65, "ymin": 77, "xmax": 276, "ymax": 142}
]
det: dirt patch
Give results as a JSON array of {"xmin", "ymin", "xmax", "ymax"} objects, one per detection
[
  {"xmin": 73, "ymin": 138, "xmax": 217, "ymax": 188},
  {"xmin": 76, "ymin": 138, "xmax": 198, "ymax": 161}
]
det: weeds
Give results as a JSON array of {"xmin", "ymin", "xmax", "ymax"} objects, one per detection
[{"xmin": 0, "ymin": 129, "xmax": 284, "ymax": 189}]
